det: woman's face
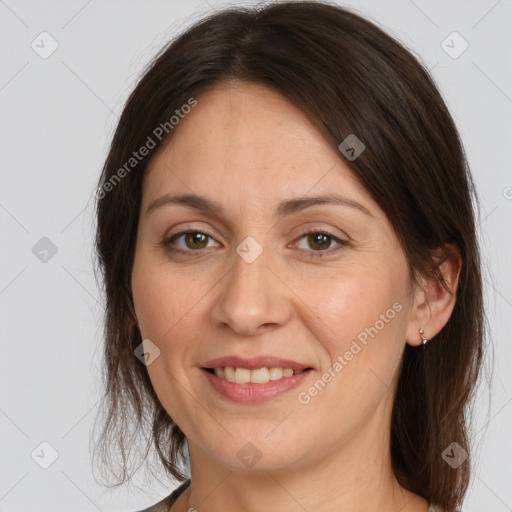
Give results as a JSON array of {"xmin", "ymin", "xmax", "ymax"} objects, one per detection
[{"xmin": 131, "ymin": 81, "xmax": 420, "ymax": 474}]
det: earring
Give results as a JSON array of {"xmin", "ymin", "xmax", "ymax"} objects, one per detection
[{"xmin": 419, "ymin": 327, "xmax": 428, "ymax": 349}]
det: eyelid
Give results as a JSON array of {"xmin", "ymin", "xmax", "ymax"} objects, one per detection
[
  {"xmin": 161, "ymin": 224, "xmax": 349, "ymax": 257},
  {"xmin": 289, "ymin": 227, "xmax": 348, "ymax": 256},
  {"xmin": 162, "ymin": 228, "xmax": 221, "ymax": 251},
  {"xmin": 290, "ymin": 225, "xmax": 349, "ymax": 244},
  {"xmin": 162, "ymin": 222, "xmax": 220, "ymax": 241}
]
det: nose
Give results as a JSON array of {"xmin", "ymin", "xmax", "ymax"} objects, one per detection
[{"xmin": 210, "ymin": 242, "xmax": 292, "ymax": 337}]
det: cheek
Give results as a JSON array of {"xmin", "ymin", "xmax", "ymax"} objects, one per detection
[
  {"xmin": 131, "ymin": 252, "xmax": 215, "ymax": 401},
  {"xmin": 131, "ymin": 254, "xmax": 203, "ymax": 422},
  {"xmin": 294, "ymin": 271, "xmax": 408, "ymax": 413},
  {"xmin": 294, "ymin": 262, "xmax": 406, "ymax": 342},
  {"xmin": 290, "ymin": 257, "xmax": 410, "ymax": 400},
  {"xmin": 131, "ymin": 252, "xmax": 202, "ymax": 340}
]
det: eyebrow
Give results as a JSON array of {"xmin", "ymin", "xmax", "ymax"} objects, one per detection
[{"xmin": 146, "ymin": 192, "xmax": 373, "ymax": 219}]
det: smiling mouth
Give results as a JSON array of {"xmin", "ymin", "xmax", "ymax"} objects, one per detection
[{"xmin": 204, "ymin": 366, "xmax": 313, "ymax": 384}]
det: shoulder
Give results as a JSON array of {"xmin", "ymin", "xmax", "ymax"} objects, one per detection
[{"xmin": 135, "ymin": 479, "xmax": 191, "ymax": 512}]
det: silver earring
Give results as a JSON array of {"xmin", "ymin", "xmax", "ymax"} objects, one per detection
[{"xmin": 419, "ymin": 327, "xmax": 428, "ymax": 349}]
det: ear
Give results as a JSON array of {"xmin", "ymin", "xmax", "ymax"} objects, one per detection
[{"xmin": 405, "ymin": 243, "xmax": 462, "ymax": 347}]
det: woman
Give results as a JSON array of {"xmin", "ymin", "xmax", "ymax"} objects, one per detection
[{"xmin": 93, "ymin": 2, "xmax": 485, "ymax": 511}]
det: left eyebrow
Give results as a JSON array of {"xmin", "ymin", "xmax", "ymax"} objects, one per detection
[
  {"xmin": 145, "ymin": 192, "xmax": 373, "ymax": 218},
  {"xmin": 275, "ymin": 193, "xmax": 373, "ymax": 219}
]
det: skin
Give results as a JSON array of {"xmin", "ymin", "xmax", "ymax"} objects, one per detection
[{"xmin": 131, "ymin": 81, "xmax": 461, "ymax": 512}]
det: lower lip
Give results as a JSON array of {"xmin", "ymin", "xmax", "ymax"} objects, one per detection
[{"xmin": 201, "ymin": 368, "xmax": 313, "ymax": 404}]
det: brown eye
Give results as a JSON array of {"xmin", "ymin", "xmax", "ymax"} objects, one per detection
[
  {"xmin": 294, "ymin": 230, "xmax": 348, "ymax": 257},
  {"xmin": 162, "ymin": 229, "xmax": 347, "ymax": 258},
  {"xmin": 306, "ymin": 233, "xmax": 332, "ymax": 251},
  {"xmin": 183, "ymin": 232, "xmax": 209, "ymax": 250},
  {"xmin": 164, "ymin": 230, "xmax": 219, "ymax": 252}
]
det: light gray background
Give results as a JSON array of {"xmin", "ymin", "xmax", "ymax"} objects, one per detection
[{"xmin": 1, "ymin": 0, "xmax": 511, "ymax": 511}]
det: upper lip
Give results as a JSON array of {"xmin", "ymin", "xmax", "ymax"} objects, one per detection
[{"xmin": 201, "ymin": 355, "xmax": 313, "ymax": 371}]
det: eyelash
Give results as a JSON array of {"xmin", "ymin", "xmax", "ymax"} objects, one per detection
[{"xmin": 161, "ymin": 228, "xmax": 348, "ymax": 258}]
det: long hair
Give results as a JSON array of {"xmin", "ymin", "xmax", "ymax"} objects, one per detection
[{"xmin": 93, "ymin": 3, "xmax": 488, "ymax": 510}]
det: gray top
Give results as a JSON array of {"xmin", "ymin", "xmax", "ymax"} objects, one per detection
[
  {"xmin": 136, "ymin": 480, "xmax": 461, "ymax": 512},
  {"xmin": 136, "ymin": 480, "xmax": 190, "ymax": 512}
]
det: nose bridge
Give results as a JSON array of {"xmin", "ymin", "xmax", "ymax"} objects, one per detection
[{"xmin": 211, "ymin": 234, "xmax": 290, "ymax": 335}]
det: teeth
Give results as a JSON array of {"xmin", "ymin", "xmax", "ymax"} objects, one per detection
[
  {"xmin": 269, "ymin": 367, "xmax": 282, "ymax": 380},
  {"xmin": 224, "ymin": 367, "xmax": 235, "ymax": 382},
  {"xmin": 251, "ymin": 367, "xmax": 269, "ymax": 383},
  {"xmin": 235, "ymin": 368, "xmax": 251, "ymax": 383},
  {"xmin": 213, "ymin": 366, "xmax": 302, "ymax": 384}
]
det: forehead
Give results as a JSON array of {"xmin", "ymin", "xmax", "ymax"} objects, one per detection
[{"xmin": 142, "ymin": 82, "xmax": 373, "ymax": 214}]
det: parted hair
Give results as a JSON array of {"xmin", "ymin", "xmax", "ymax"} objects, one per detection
[{"xmin": 93, "ymin": 3, "xmax": 487, "ymax": 510}]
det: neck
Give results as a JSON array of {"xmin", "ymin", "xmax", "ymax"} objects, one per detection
[{"xmin": 176, "ymin": 418, "xmax": 429, "ymax": 512}]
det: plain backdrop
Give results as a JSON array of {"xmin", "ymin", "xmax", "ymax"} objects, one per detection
[{"xmin": 1, "ymin": 0, "xmax": 511, "ymax": 511}]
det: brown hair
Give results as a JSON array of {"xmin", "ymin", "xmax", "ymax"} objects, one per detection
[{"xmin": 93, "ymin": 2, "xmax": 488, "ymax": 510}]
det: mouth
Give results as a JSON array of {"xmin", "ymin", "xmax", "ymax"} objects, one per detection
[
  {"xmin": 200, "ymin": 355, "xmax": 314, "ymax": 382},
  {"xmin": 200, "ymin": 355, "xmax": 314, "ymax": 403},
  {"xmin": 203, "ymin": 366, "xmax": 313, "ymax": 384}
]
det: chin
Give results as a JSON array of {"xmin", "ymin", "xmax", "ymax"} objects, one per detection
[{"xmin": 202, "ymin": 432, "xmax": 310, "ymax": 473}]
